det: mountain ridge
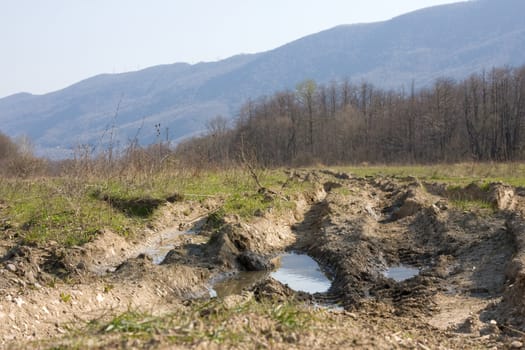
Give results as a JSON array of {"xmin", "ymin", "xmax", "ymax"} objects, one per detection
[{"xmin": 1, "ymin": 0, "xmax": 525, "ymax": 158}]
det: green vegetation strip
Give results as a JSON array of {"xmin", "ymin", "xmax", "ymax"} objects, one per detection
[
  {"xmin": 0, "ymin": 169, "xmax": 314, "ymax": 247},
  {"xmin": 2, "ymin": 163, "xmax": 523, "ymax": 248},
  {"xmin": 38, "ymin": 298, "xmax": 319, "ymax": 349},
  {"xmin": 339, "ymin": 162, "xmax": 525, "ymax": 187}
]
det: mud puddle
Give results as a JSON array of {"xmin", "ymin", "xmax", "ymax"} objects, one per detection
[
  {"xmin": 210, "ymin": 271, "xmax": 270, "ymax": 298},
  {"xmin": 271, "ymin": 253, "xmax": 331, "ymax": 293},
  {"xmin": 142, "ymin": 218, "xmax": 206, "ymax": 264},
  {"xmin": 383, "ymin": 265, "xmax": 420, "ymax": 282},
  {"xmin": 210, "ymin": 252, "xmax": 332, "ymax": 298}
]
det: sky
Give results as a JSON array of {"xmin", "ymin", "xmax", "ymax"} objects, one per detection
[{"xmin": 0, "ymin": 0, "xmax": 463, "ymax": 98}]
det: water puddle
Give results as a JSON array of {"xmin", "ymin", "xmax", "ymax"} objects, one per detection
[
  {"xmin": 383, "ymin": 265, "xmax": 420, "ymax": 282},
  {"xmin": 210, "ymin": 271, "xmax": 269, "ymax": 298},
  {"xmin": 141, "ymin": 218, "xmax": 205, "ymax": 264},
  {"xmin": 271, "ymin": 253, "xmax": 332, "ymax": 294},
  {"xmin": 209, "ymin": 252, "xmax": 332, "ymax": 298}
]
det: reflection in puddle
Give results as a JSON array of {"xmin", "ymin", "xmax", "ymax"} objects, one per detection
[
  {"xmin": 271, "ymin": 253, "xmax": 331, "ymax": 294},
  {"xmin": 210, "ymin": 252, "xmax": 332, "ymax": 298},
  {"xmin": 384, "ymin": 265, "xmax": 420, "ymax": 282},
  {"xmin": 211, "ymin": 271, "xmax": 269, "ymax": 298}
]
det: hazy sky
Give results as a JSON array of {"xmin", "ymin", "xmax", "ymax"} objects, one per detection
[{"xmin": 1, "ymin": 0, "xmax": 462, "ymax": 98}]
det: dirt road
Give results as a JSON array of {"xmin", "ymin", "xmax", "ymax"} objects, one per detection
[{"xmin": 1, "ymin": 170, "xmax": 525, "ymax": 348}]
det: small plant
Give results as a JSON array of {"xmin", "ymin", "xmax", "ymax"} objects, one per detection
[
  {"xmin": 451, "ymin": 199, "xmax": 493, "ymax": 211},
  {"xmin": 103, "ymin": 284, "xmax": 114, "ymax": 293},
  {"xmin": 47, "ymin": 278, "xmax": 57, "ymax": 288},
  {"xmin": 205, "ymin": 209, "xmax": 226, "ymax": 231},
  {"xmin": 59, "ymin": 292, "xmax": 72, "ymax": 303},
  {"xmin": 103, "ymin": 310, "xmax": 159, "ymax": 334},
  {"xmin": 269, "ymin": 302, "xmax": 310, "ymax": 329},
  {"xmin": 479, "ymin": 182, "xmax": 491, "ymax": 192}
]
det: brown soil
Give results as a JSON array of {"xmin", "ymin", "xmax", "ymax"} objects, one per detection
[{"xmin": 2, "ymin": 171, "xmax": 525, "ymax": 348}]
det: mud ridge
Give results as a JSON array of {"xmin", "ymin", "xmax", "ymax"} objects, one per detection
[{"xmin": 289, "ymin": 172, "xmax": 522, "ymax": 338}]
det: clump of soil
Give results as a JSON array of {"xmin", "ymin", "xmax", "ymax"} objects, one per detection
[
  {"xmin": 0, "ymin": 244, "xmax": 88, "ymax": 291},
  {"xmin": 425, "ymin": 181, "xmax": 517, "ymax": 210},
  {"xmin": 252, "ymin": 277, "xmax": 312, "ymax": 303},
  {"xmin": 237, "ymin": 251, "xmax": 275, "ymax": 271},
  {"xmin": 495, "ymin": 214, "xmax": 525, "ymax": 330}
]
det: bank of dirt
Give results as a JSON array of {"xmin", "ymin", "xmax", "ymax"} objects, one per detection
[{"xmin": 2, "ymin": 170, "xmax": 525, "ymax": 348}]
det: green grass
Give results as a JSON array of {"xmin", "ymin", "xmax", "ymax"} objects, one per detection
[
  {"xmin": 40, "ymin": 298, "xmax": 318, "ymax": 349},
  {"xmin": 0, "ymin": 169, "xmax": 316, "ymax": 248},
  {"xmin": 337, "ymin": 162, "xmax": 525, "ymax": 187},
  {"xmin": 331, "ymin": 185, "xmax": 352, "ymax": 195},
  {"xmin": 59, "ymin": 292, "xmax": 72, "ymax": 303},
  {"xmin": 0, "ymin": 178, "xmax": 134, "ymax": 246},
  {"xmin": 3, "ymin": 162, "xmax": 521, "ymax": 249},
  {"xmin": 450, "ymin": 199, "xmax": 494, "ymax": 211},
  {"xmin": 102, "ymin": 310, "xmax": 162, "ymax": 334}
]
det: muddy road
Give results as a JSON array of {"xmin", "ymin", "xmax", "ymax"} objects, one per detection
[{"xmin": 2, "ymin": 171, "xmax": 525, "ymax": 348}]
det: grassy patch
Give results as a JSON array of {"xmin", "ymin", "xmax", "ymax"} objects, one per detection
[
  {"xmin": 1, "ymin": 163, "xmax": 522, "ymax": 249},
  {"xmin": 223, "ymin": 191, "xmax": 289, "ymax": 218},
  {"xmin": 103, "ymin": 196, "xmax": 164, "ymax": 218},
  {"xmin": 331, "ymin": 185, "xmax": 352, "ymax": 195},
  {"xmin": 37, "ymin": 298, "xmax": 319, "ymax": 349},
  {"xmin": 0, "ymin": 169, "xmax": 314, "ymax": 248},
  {"xmin": 338, "ymin": 162, "xmax": 525, "ymax": 187},
  {"xmin": 450, "ymin": 199, "xmax": 494, "ymax": 212},
  {"xmin": 103, "ymin": 310, "xmax": 161, "ymax": 334},
  {"xmin": 17, "ymin": 163, "xmax": 522, "ymax": 249},
  {"xmin": 178, "ymin": 169, "xmax": 312, "ymax": 219},
  {"xmin": 0, "ymin": 178, "xmax": 134, "ymax": 247},
  {"xmin": 270, "ymin": 303, "xmax": 310, "ymax": 329}
]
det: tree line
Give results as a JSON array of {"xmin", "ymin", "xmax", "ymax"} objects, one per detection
[{"xmin": 175, "ymin": 65, "xmax": 525, "ymax": 167}]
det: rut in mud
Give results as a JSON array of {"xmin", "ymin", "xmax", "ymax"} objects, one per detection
[
  {"xmin": 157, "ymin": 169, "xmax": 525, "ymax": 336},
  {"xmin": 2, "ymin": 170, "xmax": 525, "ymax": 348},
  {"xmin": 293, "ymin": 174, "xmax": 517, "ymax": 331}
]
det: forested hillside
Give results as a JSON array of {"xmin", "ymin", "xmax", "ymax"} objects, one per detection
[
  {"xmin": 1, "ymin": 0, "xmax": 524, "ymax": 158},
  {"xmin": 177, "ymin": 66, "xmax": 525, "ymax": 166}
]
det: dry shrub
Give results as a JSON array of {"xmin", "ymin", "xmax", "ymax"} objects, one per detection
[
  {"xmin": 54, "ymin": 139, "xmax": 181, "ymax": 182},
  {"xmin": 2, "ymin": 155, "xmax": 47, "ymax": 178},
  {"xmin": 0, "ymin": 132, "xmax": 18, "ymax": 159},
  {"xmin": 0, "ymin": 131, "xmax": 47, "ymax": 178}
]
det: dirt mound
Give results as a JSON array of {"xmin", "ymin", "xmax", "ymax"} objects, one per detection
[
  {"xmin": 76, "ymin": 229, "xmax": 134, "ymax": 273},
  {"xmin": 191, "ymin": 202, "xmax": 299, "ymax": 269},
  {"xmin": 496, "ymin": 215, "xmax": 525, "ymax": 329},
  {"xmin": 113, "ymin": 253, "xmax": 211, "ymax": 299},
  {"xmin": 425, "ymin": 181, "xmax": 517, "ymax": 211},
  {"xmin": 386, "ymin": 181, "xmax": 437, "ymax": 220},
  {"xmin": 237, "ymin": 251, "xmax": 275, "ymax": 271},
  {"xmin": 195, "ymin": 220, "xmax": 292, "ymax": 269},
  {"xmin": 0, "ymin": 244, "xmax": 90, "ymax": 290},
  {"xmin": 252, "ymin": 277, "xmax": 312, "ymax": 303},
  {"xmin": 114, "ymin": 253, "xmax": 155, "ymax": 278},
  {"xmin": 488, "ymin": 183, "xmax": 516, "ymax": 211}
]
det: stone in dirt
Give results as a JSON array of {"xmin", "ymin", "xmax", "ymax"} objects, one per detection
[
  {"xmin": 252, "ymin": 277, "xmax": 310, "ymax": 302},
  {"xmin": 5, "ymin": 263, "xmax": 16, "ymax": 272}
]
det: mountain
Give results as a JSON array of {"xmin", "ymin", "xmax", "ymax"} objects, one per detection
[{"xmin": 1, "ymin": 0, "xmax": 525, "ymax": 158}]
